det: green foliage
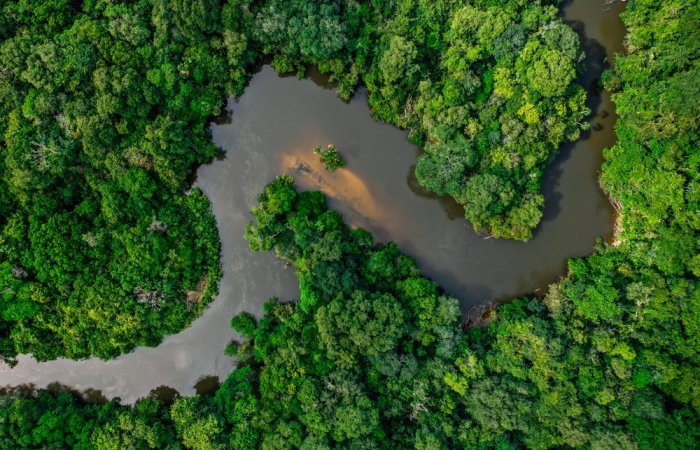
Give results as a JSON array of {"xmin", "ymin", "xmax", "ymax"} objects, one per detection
[
  {"xmin": 313, "ymin": 144, "xmax": 345, "ymax": 171},
  {"xmin": 0, "ymin": 1, "xmax": 697, "ymax": 448},
  {"xmin": 171, "ymin": 396, "xmax": 223, "ymax": 450},
  {"xmin": 0, "ymin": 0, "xmax": 593, "ymax": 360},
  {"xmin": 0, "ymin": 389, "xmax": 177, "ymax": 450},
  {"xmin": 0, "ymin": 0, "xmax": 232, "ymax": 359},
  {"xmin": 363, "ymin": 1, "xmax": 588, "ymax": 239},
  {"xmin": 2, "ymin": 146, "xmax": 700, "ymax": 448},
  {"xmin": 230, "ymin": 312, "xmax": 257, "ymax": 338},
  {"xmin": 232, "ymin": 162, "xmax": 699, "ymax": 448}
]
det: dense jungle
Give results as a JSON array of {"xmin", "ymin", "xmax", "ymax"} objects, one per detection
[{"xmin": 0, "ymin": 0, "xmax": 698, "ymax": 448}]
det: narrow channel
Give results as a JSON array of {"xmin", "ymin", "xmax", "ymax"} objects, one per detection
[{"xmin": 0, "ymin": 0, "xmax": 626, "ymax": 404}]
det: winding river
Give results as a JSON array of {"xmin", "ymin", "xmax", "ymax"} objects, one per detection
[{"xmin": 0, "ymin": 0, "xmax": 627, "ymax": 404}]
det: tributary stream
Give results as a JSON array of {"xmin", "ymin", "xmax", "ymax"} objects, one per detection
[{"xmin": 0, "ymin": 0, "xmax": 627, "ymax": 404}]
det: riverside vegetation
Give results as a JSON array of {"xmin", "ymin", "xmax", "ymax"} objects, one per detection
[
  {"xmin": 1, "ymin": 0, "xmax": 590, "ymax": 360},
  {"xmin": 1, "ymin": 0, "xmax": 699, "ymax": 449}
]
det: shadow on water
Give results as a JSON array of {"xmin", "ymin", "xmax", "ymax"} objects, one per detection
[
  {"xmin": 148, "ymin": 385, "xmax": 181, "ymax": 404},
  {"xmin": 212, "ymin": 105, "xmax": 234, "ymax": 125},
  {"xmin": 0, "ymin": 382, "xmax": 195, "ymax": 405},
  {"xmin": 537, "ymin": 17, "xmax": 611, "ymax": 229},
  {"xmin": 539, "ymin": 149, "xmax": 566, "ymax": 225},
  {"xmin": 0, "ymin": 383, "xmax": 40, "ymax": 398},
  {"xmin": 277, "ymin": 64, "xmax": 338, "ymax": 92},
  {"xmin": 187, "ymin": 147, "xmax": 228, "ymax": 186},
  {"xmin": 0, "ymin": 383, "xmax": 111, "ymax": 404},
  {"xmin": 405, "ymin": 165, "xmax": 466, "ymax": 221},
  {"xmin": 194, "ymin": 375, "xmax": 221, "ymax": 396}
]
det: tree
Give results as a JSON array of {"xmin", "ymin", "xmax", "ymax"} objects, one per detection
[{"xmin": 313, "ymin": 145, "xmax": 345, "ymax": 171}]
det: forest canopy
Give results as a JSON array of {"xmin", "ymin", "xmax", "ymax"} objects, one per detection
[
  {"xmin": 0, "ymin": 0, "xmax": 589, "ymax": 360},
  {"xmin": 2, "ymin": 167, "xmax": 698, "ymax": 448},
  {"xmin": 0, "ymin": 0, "xmax": 698, "ymax": 448}
]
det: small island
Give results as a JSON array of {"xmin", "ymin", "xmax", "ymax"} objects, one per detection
[{"xmin": 313, "ymin": 144, "xmax": 345, "ymax": 171}]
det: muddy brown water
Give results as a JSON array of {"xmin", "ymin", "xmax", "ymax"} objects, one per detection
[{"xmin": 0, "ymin": 0, "xmax": 626, "ymax": 403}]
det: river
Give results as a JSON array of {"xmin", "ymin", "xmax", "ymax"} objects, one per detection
[{"xmin": 0, "ymin": 0, "xmax": 627, "ymax": 404}]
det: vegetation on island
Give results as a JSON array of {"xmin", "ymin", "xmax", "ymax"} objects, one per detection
[
  {"xmin": 313, "ymin": 144, "xmax": 345, "ymax": 171},
  {"xmin": 0, "ymin": 0, "xmax": 698, "ymax": 448}
]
